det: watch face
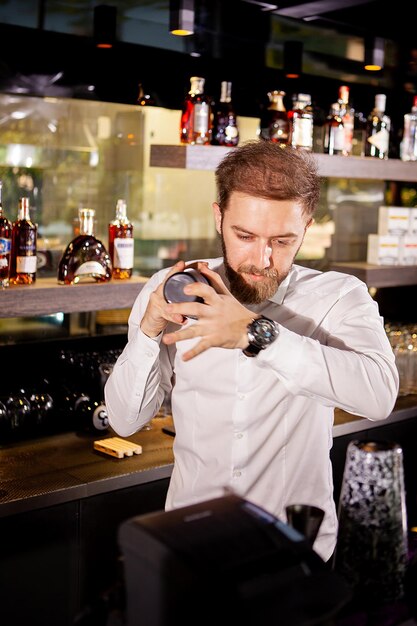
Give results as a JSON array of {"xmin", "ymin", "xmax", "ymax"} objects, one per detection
[{"xmin": 248, "ymin": 316, "xmax": 278, "ymax": 350}]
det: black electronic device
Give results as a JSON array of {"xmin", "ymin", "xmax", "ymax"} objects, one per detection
[{"xmin": 118, "ymin": 493, "xmax": 351, "ymax": 626}]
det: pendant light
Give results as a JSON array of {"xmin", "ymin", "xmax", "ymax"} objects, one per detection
[
  {"xmin": 283, "ymin": 41, "xmax": 303, "ymax": 79},
  {"xmin": 364, "ymin": 36, "xmax": 384, "ymax": 71},
  {"xmin": 94, "ymin": 5, "xmax": 117, "ymax": 49},
  {"xmin": 170, "ymin": 0, "xmax": 195, "ymax": 36}
]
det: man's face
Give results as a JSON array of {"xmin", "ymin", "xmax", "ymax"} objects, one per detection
[{"xmin": 213, "ymin": 191, "xmax": 312, "ymax": 304}]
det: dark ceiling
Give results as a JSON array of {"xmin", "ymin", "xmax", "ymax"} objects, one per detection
[
  {"xmin": 243, "ymin": 0, "xmax": 417, "ymax": 42},
  {"xmin": 0, "ymin": 0, "xmax": 415, "ymax": 117}
]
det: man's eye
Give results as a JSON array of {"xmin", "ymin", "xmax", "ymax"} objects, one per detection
[{"xmin": 237, "ymin": 234, "xmax": 253, "ymax": 241}]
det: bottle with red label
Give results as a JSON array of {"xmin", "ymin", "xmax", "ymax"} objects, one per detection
[
  {"xmin": 180, "ymin": 76, "xmax": 211, "ymax": 145},
  {"xmin": 337, "ymin": 85, "xmax": 354, "ymax": 156}
]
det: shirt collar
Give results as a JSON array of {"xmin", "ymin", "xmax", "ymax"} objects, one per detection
[{"xmin": 268, "ymin": 270, "xmax": 291, "ymax": 305}]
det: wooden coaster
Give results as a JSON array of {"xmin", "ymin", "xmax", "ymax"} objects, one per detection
[{"xmin": 94, "ymin": 437, "xmax": 143, "ymax": 458}]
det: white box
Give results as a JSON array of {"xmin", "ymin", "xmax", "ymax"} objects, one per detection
[
  {"xmin": 399, "ymin": 235, "xmax": 417, "ymax": 265},
  {"xmin": 367, "ymin": 234, "xmax": 400, "ymax": 265},
  {"xmin": 409, "ymin": 208, "xmax": 417, "ymax": 234},
  {"xmin": 377, "ymin": 206, "xmax": 410, "ymax": 235}
]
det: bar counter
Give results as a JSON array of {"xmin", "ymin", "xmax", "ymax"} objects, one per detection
[{"xmin": 2, "ymin": 396, "xmax": 417, "ymax": 519}]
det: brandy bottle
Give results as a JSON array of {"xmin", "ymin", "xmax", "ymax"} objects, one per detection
[
  {"xmin": 211, "ymin": 81, "xmax": 239, "ymax": 147},
  {"xmin": 365, "ymin": 93, "xmax": 391, "ymax": 159},
  {"xmin": 108, "ymin": 199, "xmax": 134, "ymax": 279},
  {"xmin": 180, "ymin": 76, "xmax": 211, "ymax": 145},
  {"xmin": 0, "ymin": 181, "xmax": 12, "ymax": 288},
  {"xmin": 58, "ymin": 208, "xmax": 112, "ymax": 284},
  {"xmin": 259, "ymin": 90, "xmax": 289, "ymax": 145},
  {"xmin": 9, "ymin": 197, "xmax": 37, "ymax": 285}
]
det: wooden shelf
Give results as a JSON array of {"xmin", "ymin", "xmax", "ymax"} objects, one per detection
[
  {"xmin": 329, "ymin": 262, "xmax": 417, "ymax": 287},
  {"xmin": 0, "ymin": 276, "xmax": 148, "ymax": 318},
  {"xmin": 150, "ymin": 145, "xmax": 417, "ymax": 182}
]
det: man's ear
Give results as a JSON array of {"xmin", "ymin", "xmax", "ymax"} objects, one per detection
[{"xmin": 213, "ymin": 202, "xmax": 222, "ymax": 235}]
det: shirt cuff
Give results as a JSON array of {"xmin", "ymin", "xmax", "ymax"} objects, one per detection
[{"xmin": 125, "ymin": 326, "xmax": 162, "ymax": 367}]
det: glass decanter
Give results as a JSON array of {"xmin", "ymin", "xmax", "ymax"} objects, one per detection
[{"xmin": 58, "ymin": 208, "xmax": 112, "ymax": 284}]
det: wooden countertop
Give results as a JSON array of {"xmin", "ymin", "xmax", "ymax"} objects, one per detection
[
  {"xmin": 0, "ymin": 415, "xmax": 174, "ymax": 518},
  {"xmin": 1, "ymin": 397, "xmax": 417, "ymax": 519}
]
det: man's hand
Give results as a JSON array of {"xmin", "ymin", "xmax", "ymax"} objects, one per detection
[
  {"xmin": 162, "ymin": 263, "xmax": 255, "ymax": 361},
  {"xmin": 140, "ymin": 261, "xmax": 189, "ymax": 338}
]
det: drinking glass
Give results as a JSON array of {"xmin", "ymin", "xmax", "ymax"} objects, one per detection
[
  {"xmin": 385, "ymin": 323, "xmax": 417, "ymax": 396},
  {"xmin": 285, "ymin": 503, "xmax": 324, "ymax": 547}
]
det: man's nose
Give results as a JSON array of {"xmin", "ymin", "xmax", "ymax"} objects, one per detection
[{"xmin": 254, "ymin": 243, "xmax": 272, "ymax": 268}]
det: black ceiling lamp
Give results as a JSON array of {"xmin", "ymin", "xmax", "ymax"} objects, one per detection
[
  {"xmin": 284, "ymin": 41, "xmax": 303, "ymax": 79},
  {"xmin": 169, "ymin": 0, "xmax": 195, "ymax": 36},
  {"xmin": 364, "ymin": 36, "xmax": 384, "ymax": 71},
  {"xmin": 94, "ymin": 4, "xmax": 117, "ymax": 49}
]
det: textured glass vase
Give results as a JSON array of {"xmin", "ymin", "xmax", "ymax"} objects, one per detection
[{"xmin": 334, "ymin": 440, "xmax": 408, "ymax": 607}]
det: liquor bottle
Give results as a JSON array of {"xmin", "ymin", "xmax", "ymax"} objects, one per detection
[
  {"xmin": 9, "ymin": 197, "xmax": 37, "ymax": 285},
  {"xmin": 312, "ymin": 101, "xmax": 326, "ymax": 153},
  {"xmin": 56, "ymin": 385, "xmax": 109, "ymax": 433},
  {"xmin": 0, "ymin": 181, "xmax": 12, "ymax": 288},
  {"xmin": 109, "ymin": 199, "xmax": 134, "ymax": 279},
  {"xmin": 400, "ymin": 95, "xmax": 417, "ymax": 161},
  {"xmin": 365, "ymin": 93, "xmax": 391, "ymax": 159},
  {"xmin": 211, "ymin": 81, "xmax": 239, "ymax": 147},
  {"xmin": 259, "ymin": 90, "xmax": 289, "ymax": 145},
  {"xmin": 180, "ymin": 76, "xmax": 211, "ymax": 145},
  {"xmin": 75, "ymin": 397, "xmax": 109, "ymax": 432},
  {"xmin": 289, "ymin": 93, "xmax": 314, "ymax": 151},
  {"xmin": 323, "ymin": 103, "xmax": 345, "ymax": 156},
  {"xmin": 58, "ymin": 207, "xmax": 112, "ymax": 284},
  {"xmin": 337, "ymin": 85, "xmax": 354, "ymax": 156}
]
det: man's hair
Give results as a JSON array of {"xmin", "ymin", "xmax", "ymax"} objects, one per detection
[{"xmin": 215, "ymin": 140, "xmax": 321, "ymax": 218}]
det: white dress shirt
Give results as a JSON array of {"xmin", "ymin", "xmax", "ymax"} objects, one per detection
[{"xmin": 105, "ymin": 258, "xmax": 399, "ymax": 561}]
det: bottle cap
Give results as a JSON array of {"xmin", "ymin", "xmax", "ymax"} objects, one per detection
[
  {"xmin": 79, "ymin": 207, "xmax": 95, "ymax": 218},
  {"xmin": 338, "ymin": 85, "xmax": 349, "ymax": 103},
  {"xmin": 375, "ymin": 94, "xmax": 386, "ymax": 111}
]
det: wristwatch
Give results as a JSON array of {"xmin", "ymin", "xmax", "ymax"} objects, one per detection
[{"xmin": 243, "ymin": 315, "xmax": 279, "ymax": 357}]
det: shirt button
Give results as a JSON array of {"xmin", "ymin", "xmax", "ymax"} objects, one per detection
[
  {"xmin": 233, "ymin": 470, "xmax": 242, "ymax": 478},
  {"xmin": 235, "ymin": 432, "xmax": 243, "ymax": 439},
  {"xmin": 145, "ymin": 351, "xmax": 153, "ymax": 358},
  {"xmin": 237, "ymin": 393, "xmax": 245, "ymax": 400}
]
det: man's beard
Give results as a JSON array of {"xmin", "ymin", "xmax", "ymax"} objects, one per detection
[{"xmin": 220, "ymin": 237, "xmax": 284, "ymax": 305}]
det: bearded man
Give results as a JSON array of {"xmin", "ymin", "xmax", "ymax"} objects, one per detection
[{"xmin": 105, "ymin": 140, "xmax": 398, "ymax": 562}]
